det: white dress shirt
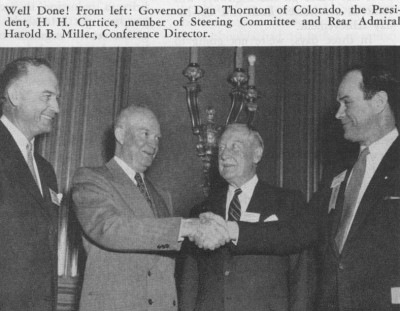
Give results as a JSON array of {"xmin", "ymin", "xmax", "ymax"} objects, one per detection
[
  {"xmin": 225, "ymin": 175, "xmax": 258, "ymax": 220},
  {"xmin": 1, "ymin": 115, "xmax": 43, "ymax": 195}
]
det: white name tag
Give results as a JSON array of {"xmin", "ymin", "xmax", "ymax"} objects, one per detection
[
  {"xmin": 331, "ymin": 170, "xmax": 347, "ymax": 188},
  {"xmin": 49, "ymin": 188, "xmax": 62, "ymax": 206},
  {"xmin": 241, "ymin": 212, "xmax": 260, "ymax": 223},
  {"xmin": 392, "ymin": 287, "xmax": 400, "ymax": 304},
  {"xmin": 328, "ymin": 170, "xmax": 347, "ymax": 213}
]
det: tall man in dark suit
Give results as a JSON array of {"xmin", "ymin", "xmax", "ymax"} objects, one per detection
[
  {"xmin": 201, "ymin": 64, "xmax": 400, "ymax": 311},
  {"xmin": 180, "ymin": 124, "xmax": 314, "ymax": 311},
  {"xmin": 72, "ymin": 106, "xmax": 229, "ymax": 311},
  {"xmin": 0, "ymin": 58, "xmax": 60, "ymax": 311}
]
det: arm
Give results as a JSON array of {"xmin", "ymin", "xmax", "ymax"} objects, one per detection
[
  {"xmin": 235, "ymin": 190, "xmax": 325, "ymax": 255},
  {"xmin": 72, "ymin": 167, "xmax": 182, "ymax": 252}
]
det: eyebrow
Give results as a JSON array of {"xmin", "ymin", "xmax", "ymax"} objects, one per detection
[{"xmin": 337, "ymin": 95, "xmax": 349, "ymax": 101}]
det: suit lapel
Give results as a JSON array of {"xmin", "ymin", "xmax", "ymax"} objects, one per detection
[
  {"xmin": 106, "ymin": 159, "xmax": 155, "ymax": 218},
  {"xmin": 246, "ymin": 181, "xmax": 276, "ymax": 221},
  {"xmin": 344, "ymin": 137, "xmax": 399, "ymax": 248},
  {"xmin": 0, "ymin": 123, "xmax": 53, "ymax": 221}
]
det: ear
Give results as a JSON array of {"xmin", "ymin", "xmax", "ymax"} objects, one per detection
[
  {"xmin": 114, "ymin": 126, "xmax": 125, "ymax": 145},
  {"xmin": 7, "ymin": 84, "xmax": 21, "ymax": 107},
  {"xmin": 253, "ymin": 146, "xmax": 263, "ymax": 164},
  {"xmin": 371, "ymin": 91, "xmax": 388, "ymax": 114}
]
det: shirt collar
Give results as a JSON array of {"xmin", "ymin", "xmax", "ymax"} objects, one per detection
[
  {"xmin": 1, "ymin": 115, "xmax": 34, "ymax": 159},
  {"xmin": 113, "ymin": 156, "xmax": 143, "ymax": 185},
  {"xmin": 362, "ymin": 128, "xmax": 398, "ymax": 168},
  {"xmin": 228, "ymin": 174, "xmax": 258, "ymax": 198}
]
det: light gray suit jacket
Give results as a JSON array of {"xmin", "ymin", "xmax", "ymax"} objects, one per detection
[{"xmin": 72, "ymin": 159, "xmax": 182, "ymax": 311}]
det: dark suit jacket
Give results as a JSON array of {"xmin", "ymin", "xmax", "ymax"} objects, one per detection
[
  {"xmin": 0, "ymin": 122, "xmax": 59, "ymax": 311},
  {"xmin": 180, "ymin": 180, "xmax": 315, "ymax": 311},
  {"xmin": 236, "ymin": 137, "xmax": 400, "ymax": 311}
]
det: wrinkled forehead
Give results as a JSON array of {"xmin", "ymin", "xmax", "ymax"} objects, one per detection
[
  {"xmin": 15, "ymin": 64, "xmax": 59, "ymax": 92},
  {"xmin": 220, "ymin": 127, "xmax": 251, "ymax": 145},
  {"xmin": 127, "ymin": 110, "xmax": 161, "ymax": 132}
]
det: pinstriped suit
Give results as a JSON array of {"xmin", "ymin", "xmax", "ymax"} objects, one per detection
[{"xmin": 72, "ymin": 158, "xmax": 182, "ymax": 311}]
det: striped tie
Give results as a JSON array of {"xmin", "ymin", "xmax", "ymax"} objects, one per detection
[
  {"xmin": 134, "ymin": 173, "xmax": 152, "ymax": 205},
  {"xmin": 228, "ymin": 188, "xmax": 242, "ymax": 221}
]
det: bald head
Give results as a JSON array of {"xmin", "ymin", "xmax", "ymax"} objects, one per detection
[{"xmin": 114, "ymin": 106, "xmax": 161, "ymax": 173}]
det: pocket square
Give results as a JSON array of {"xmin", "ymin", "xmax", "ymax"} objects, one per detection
[
  {"xmin": 384, "ymin": 196, "xmax": 400, "ymax": 200},
  {"xmin": 264, "ymin": 214, "xmax": 279, "ymax": 222}
]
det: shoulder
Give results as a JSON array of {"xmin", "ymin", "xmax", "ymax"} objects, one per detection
[
  {"xmin": 257, "ymin": 180, "xmax": 305, "ymax": 201},
  {"xmin": 73, "ymin": 165, "xmax": 110, "ymax": 185}
]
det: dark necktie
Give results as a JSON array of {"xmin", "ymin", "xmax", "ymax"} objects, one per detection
[
  {"xmin": 335, "ymin": 147, "xmax": 370, "ymax": 253},
  {"xmin": 228, "ymin": 188, "xmax": 242, "ymax": 221},
  {"xmin": 134, "ymin": 173, "xmax": 152, "ymax": 205}
]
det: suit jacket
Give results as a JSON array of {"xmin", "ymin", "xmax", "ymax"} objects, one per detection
[
  {"xmin": 180, "ymin": 180, "xmax": 315, "ymax": 311},
  {"xmin": 72, "ymin": 159, "xmax": 182, "ymax": 311},
  {"xmin": 236, "ymin": 137, "xmax": 400, "ymax": 311},
  {"xmin": 0, "ymin": 122, "xmax": 59, "ymax": 311}
]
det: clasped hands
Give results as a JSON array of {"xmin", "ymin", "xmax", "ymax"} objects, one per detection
[{"xmin": 182, "ymin": 212, "xmax": 239, "ymax": 250}]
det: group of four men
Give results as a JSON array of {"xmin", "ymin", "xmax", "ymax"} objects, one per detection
[{"xmin": 0, "ymin": 57, "xmax": 398, "ymax": 311}]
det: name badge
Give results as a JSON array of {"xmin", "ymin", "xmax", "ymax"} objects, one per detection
[
  {"xmin": 49, "ymin": 188, "xmax": 62, "ymax": 206},
  {"xmin": 241, "ymin": 212, "xmax": 260, "ymax": 223},
  {"xmin": 392, "ymin": 287, "xmax": 400, "ymax": 304},
  {"xmin": 328, "ymin": 170, "xmax": 347, "ymax": 213}
]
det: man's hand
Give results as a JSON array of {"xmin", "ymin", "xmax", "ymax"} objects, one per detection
[{"xmin": 180, "ymin": 215, "xmax": 230, "ymax": 250}]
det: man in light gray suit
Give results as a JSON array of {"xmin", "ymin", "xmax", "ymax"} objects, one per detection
[{"xmin": 73, "ymin": 106, "xmax": 228, "ymax": 311}]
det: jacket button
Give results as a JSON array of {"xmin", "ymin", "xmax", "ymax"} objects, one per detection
[
  {"xmin": 224, "ymin": 270, "xmax": 230, "ymax": 276},
  {"xmin": 147, "ymin": 271, "xmax": 151, "ymax": 277},
  {"xmin": 339, "ymin": 263, "xmax": 345, "ymax": 270},
  {"xmin": 148, "ymin": 299, "xmax": 153, "ymax": 305},
  {"xmin": 173, "ymin": 300, "xmax": 176, "ymax": 306}
]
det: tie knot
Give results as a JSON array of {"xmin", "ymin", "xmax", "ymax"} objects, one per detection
[
  {"xmin": 26, "ymin": 142, "xmax": 33, "ymax": 153},
  {"xmin": 134, "ymin": 173, "xmax": 144, "ymax": 184},
  {"xmin": 234, "ymin": 188, "xmax": 242, "ymax": 196},
  {"xmin": 359, "ymin": 147, "xmax": 370, "ymax": 160}
]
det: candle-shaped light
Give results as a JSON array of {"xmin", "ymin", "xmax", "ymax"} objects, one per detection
[
  {"xmin": 190, "ymin": 47, "xmax": 198, "ymax": 64},
  {"xmin": 57, "ymin": 219, "xmax": 67, "ymax": 276},
  {"xmin": 235, "ymin": 46, "xmax": 243, "ymax": 69},
  {"xmin": 248, "ymin": 55, "xmax": 256, "ymax": 86}
]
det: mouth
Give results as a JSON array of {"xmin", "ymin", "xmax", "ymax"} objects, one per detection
[
  {"xmin": 142, "ymin": 150, "xmax": 156, "ymax": 158},
  {"xmin": 41, "ymin": 114, "xmax": 55, "ymax": 120}
]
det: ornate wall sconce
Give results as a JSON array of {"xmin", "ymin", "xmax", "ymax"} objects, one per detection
[{"xmin": 183, "ymin": 47, "xmax": 260, "ymax": 196}]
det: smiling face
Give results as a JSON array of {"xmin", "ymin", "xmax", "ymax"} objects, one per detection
[
  {"xmin": 335, "ymin": 70, "xmax": 379, "ymax": 146},
  {"xmin": 116, "ymin": 108, "xmax": 161, "ymax": 173},
  {"xmin": 218, "ymin": 126, "xmax": 262, "ymax": 188},
  {"xmin": 9, "ymin": 64, "xmax": 60, "ymax": 140}
]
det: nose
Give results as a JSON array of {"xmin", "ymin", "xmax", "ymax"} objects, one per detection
[
  {"xmin": 50, "ymin": 97, "xmax": 60, "ymax": 114},
  {"xmin": 335, "ymin": 102, "xmax": 345, "ymax": 119},
  {"xmin": 148, "ymin": 136, "xmax": 159, "ymax": 149},
  {"xmin": 219, "ymin": 147, "xmax": 229, "ymax": 160}
]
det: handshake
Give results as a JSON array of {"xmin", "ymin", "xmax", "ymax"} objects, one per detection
[{"xmin": 181, "ymin": 212, "xmax": 239, "ymax": 250}]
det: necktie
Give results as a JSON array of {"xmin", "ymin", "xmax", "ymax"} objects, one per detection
[
  {"xmin": 228, "ymin": 188, "xmax": 242, "ymax": 221},
  {"xmin": 26, "ymin": 142, "xmax": 41, "ymax": 189},
  {"xmin": 134, "ymin": 173, "xmax": 152, "ymax": 205},
  {"xmin": 335, "ymin": 147, "xmax": 370, "ymax": 253}
]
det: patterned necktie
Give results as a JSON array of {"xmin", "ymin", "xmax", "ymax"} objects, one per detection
[
  {"xmin": 134, "ymin": 173, "xmax": 152, "ymax": 205},
  {"xmin": 335, "ymin": 147, "xmax": 370, "ymax": 253},
  {"xmin": 228, "ymin": 188, "xmax": 242, "ymax": 221},
  {"xmin": 26, "ymin": 142, "xmax": 41, "ymax": 190}
]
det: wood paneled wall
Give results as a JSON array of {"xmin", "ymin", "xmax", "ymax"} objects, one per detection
[{"xmin": 0, "ymin": 47, "xmax": 399, "ymax": 310}]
